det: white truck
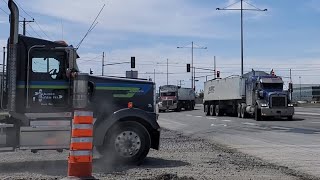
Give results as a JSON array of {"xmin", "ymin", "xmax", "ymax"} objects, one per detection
[
  {"xmin": 158, "ymin": 85, "xmax": 196, "ymax": 112},
  {"xmin": 203, "ymin": 70, "xmax": 294, "ymax": 121}
]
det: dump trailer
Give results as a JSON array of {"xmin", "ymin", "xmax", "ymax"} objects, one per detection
[
  {"xmin": 203, "ymin": 70, "xmax": 294, "ymax": 120},
  {"xmin": 0, "ymin": 0, "xmax": 160, "ymax": 165},
  {"xmin": 158, "ymin": 85, "xmax": 195, "ymax": 112}
]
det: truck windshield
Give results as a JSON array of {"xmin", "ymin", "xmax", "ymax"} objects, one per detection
[
  {"xmin": 262, "ymin": 83, "xmax": 283, "ymax": 90},
  {"xmin": 161, "ymin": 92, "xmax": 176, "ymax": 96}
]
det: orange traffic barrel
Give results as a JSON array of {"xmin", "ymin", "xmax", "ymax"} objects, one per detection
[{"xmin": 68, "ymin": 110, "xmax": 94, "ymax": 178}]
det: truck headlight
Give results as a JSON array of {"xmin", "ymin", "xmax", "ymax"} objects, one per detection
[
  {"xmin": 261, "ymin": 103, "xmax": 268, "ymax": 107},
  {"xmin": 288, "ymin": 104, "xmax": 294, "ymax": 107}
]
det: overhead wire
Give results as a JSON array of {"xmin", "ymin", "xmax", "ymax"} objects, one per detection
[
  {"xmin": 28, "ymin": 24, "xmax": 42, "ymax": 38},
  {"xmin": 13, "ymin": 0, "xmax": 53, "ymax": 40}
]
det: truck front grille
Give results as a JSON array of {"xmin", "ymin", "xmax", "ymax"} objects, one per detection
[
  {"xmin": 162, "ymin": 100, "xmax": 173, "ymax": 106},
  {"xmin": 271, "ymin": 96, "xmax": 286, "ymax": 107}
]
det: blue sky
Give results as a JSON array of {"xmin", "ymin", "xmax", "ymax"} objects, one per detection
[{"xmin": 1, "ymin": 0, "xmax": 320, "ymax": 91}]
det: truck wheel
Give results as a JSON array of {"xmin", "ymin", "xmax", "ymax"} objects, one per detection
[
  {"xmin": 287, "ymin": 116, "xmax": 293, "ymax": 121},
  {"xmin": 97, "ymin": 121, "xmax": 151, "ymax": 165},
  {"xmin": 175, "ymin": 104, "xmax": 181, "ymax": 112},
  {"xmin": 254, "ymin": 107, "xmax": 262, "ymax": 121},
  {"xmin": 240, "ymin": 105, "xmax": 246, "ymax": 118},
  {"xmin": 215, "ymin": 105, "xmax": 222, "ymax": 116},
  {"xmin": 237, "ymin": 104, "xmax": 241, "ymax": 118},
  {"xmin": 205, "ymin": 105, "xmax": 210, "ymax": 116},
  {"xmin": 210, "ymin": 105, "xmax": 215, "ymax": 116}
]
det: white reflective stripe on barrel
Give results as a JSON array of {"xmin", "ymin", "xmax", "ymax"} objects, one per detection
[
  {"xmin": 72, "ymin": 124, "xmax": 93, "ymax": 130},
  {"xmin": 74, "ymin": 111, "xmax": 93, "ymax": 117},
  {"xmin": 71, "ymin": 137, "xmax": 93, "ymax": 143},
  {"xmin": 70, "ymin": 150, "xmax": 92, "ymax": 156}
]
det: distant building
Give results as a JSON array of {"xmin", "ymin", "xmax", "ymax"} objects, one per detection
[{"xmin": 292, "ymin": 84, "xmax": 320, "ymax": 102}]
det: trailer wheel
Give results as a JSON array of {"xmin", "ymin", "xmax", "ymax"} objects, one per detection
[
  {"xmin": 204, "ymin": 105, "xmax": 210, "ymax": 116},
  {"xmin": 215, "ymin": 105, "xmax": 222, "ymax": 116},
  {"xmin": 237, "ymin": 104, "xmax": 241, "ymax": 118},
  {"xmin": 175, "ymin": 104, "xmax": 181, "ymax": 112},
  {"xmin": 254, "ymin": 107, "xmax": 262, "ymax": 121},
  {"xmin": 209, "ymin": 105, "xmax": 215, "ymax": 116},
  {"xmin": 97, "ymin": 121, "xmax": 151, "ymax": 165}
]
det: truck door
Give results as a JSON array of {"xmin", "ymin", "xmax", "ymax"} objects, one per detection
[{"xmin": 27, "ymin": 49, "xmax": 71, "ymax": 112}]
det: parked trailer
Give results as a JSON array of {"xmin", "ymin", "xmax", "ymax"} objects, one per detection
[
  {"xmin": 203, "ymin": 70, "xmax": 294, "ymax": 120},
  {"xmin": 0, "ymin": 1, "xmax": 160, "ymax": 165},
  {"xmin": 158, "ymin": 85, "xmax": 195, "ymax": 112}
]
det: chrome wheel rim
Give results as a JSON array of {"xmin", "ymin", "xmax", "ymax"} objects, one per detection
[{"xmin": 114, "ymin": 131, "xmax": 141, "ymax": 157}]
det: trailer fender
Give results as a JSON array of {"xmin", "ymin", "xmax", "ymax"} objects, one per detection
[{"xmin": 93, "ymin": 108, "xmax": 160, "ymax": 148}]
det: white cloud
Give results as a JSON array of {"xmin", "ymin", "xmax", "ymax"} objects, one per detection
[{"xmin": 21, "ymin": 0, "xmax": 232, "ymax": 39}]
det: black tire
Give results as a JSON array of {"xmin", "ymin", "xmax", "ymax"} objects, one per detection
[
  {"xmin": 205, "ymin": 105, "xmax": 210, "ymax": 116},
  {"xmin": 209, "ymin": 105, "xmax": 215, "ymax": 116},
  {"xmin": 240, "ymin": 105, "xmax": 246, "ymax": 118},
  {"xmin": 255, "ymin": 106, "xmax": 262, "ymax": 121},
  {"xmin": 287, "ymin": 116, "xmax": 293, "ymax": 121},
  {"xmin": 215, "ymin": 105, "xmax": 221, "ymax": 116},
  {"xmin": 237, "ymin": 104, "xmax": 241, "ymax": 118},
  {"xmin": 175, "ymin": 103, "xmax": 181, "ymax": 112},
  {"xmin": 97, "ymin": 121, "xmax": 151, "ymax": 165}
]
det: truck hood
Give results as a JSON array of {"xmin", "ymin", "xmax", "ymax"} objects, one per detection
[{"xmin": 262, "ymin": 89, "xmax": 287, "ymax": 99}]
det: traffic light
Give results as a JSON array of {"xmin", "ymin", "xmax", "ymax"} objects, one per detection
[
  {"xmin": 131, "ymin": 57, "xmax": 135, "ymax": 68},
  {"xmin": 289, "ymin": 82, "xmax": 293, "ymax": 92},
  {"xmin": 90, "ymin": 68, "xmax": 93, "ymax": 75},
  {"xmin": 187, "ymin": 64, "xmax": 191, "ymax": 72},
  {"xmin": 217, "ymin": 71, "xmax": 220, "ymax": 78}
]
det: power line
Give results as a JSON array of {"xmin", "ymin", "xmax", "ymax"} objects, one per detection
[
  {"xmin": 14, "ymin": 0, "xmax": 52, "ymax": 40},
  {"xmin": 28, "ymin": 24, "xmax": 42, "ymax": 38},
  {"xmin": 0, "ymin": 7, "xmax": 9, "ymax": 15}
]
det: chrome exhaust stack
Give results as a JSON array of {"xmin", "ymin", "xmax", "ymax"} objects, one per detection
[{"xmin": 7, "ymin": 0, "xmax": 19, "ymax": 112}]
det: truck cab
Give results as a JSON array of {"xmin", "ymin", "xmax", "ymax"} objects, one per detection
[
  {"xmin": 245, "ymin": 71, "xmax": 294, "ymax": 120},
  {"xmin": 0, "ymin": 0, "xmax": 160, "ymax": 164}
]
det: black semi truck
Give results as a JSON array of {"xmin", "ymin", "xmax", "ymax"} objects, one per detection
[{"xmin": 0, "ymin": 0, "xmax": 159, "ymax": 165}]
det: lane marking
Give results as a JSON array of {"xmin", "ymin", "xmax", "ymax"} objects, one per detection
[
  {"xmin": 310, "ymin": 122, "xmax": 320, "ymax": 124},
  {"xmin": 158, "ymin": 118, "xmax": 187, "ymax": 126},
  {"xmin": 295, "ymin": 112, "xmax": 320, "ymax": 116},
  {"xmin": 207, "ymin": 117, "xmax": 217, "ymax": 120},
  {"xmin": 211, "ymin": 123, "xmax": 226, "ymax": 126},
  {"xmin": 242, "ymin": 122, "xmax": 257, "ymax": 126},
  {"xmin": 271, "ymin": 126, "xmax": 293, "ymax": 130},
  {"xmin": 195, "ymin": 116, "xmax": 203, "ymax": 118},
  {"xmin": 222, "ymin": 120, "xmax": 232, "ymax": 122},
  {"xmin": 186, "ymin": 114, "xmax": 193, "ymax": 117}
]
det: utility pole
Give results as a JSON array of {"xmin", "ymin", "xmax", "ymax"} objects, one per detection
[
  {"xmin": 153, "ymin": 69, "xmax": 156, "ymax": 83},
  {"xmin": 166, "ymin": 58, "xmax": 169, "ymax": 85},
  {"xmin": 191, "ymin": 42, "xmax": 194, "ymax": 89},
  {"xmin": 178, "ymin": 80, "xmax": 184, "ymax": 86},
  {"xmin": 102, "ymin": 52, "xmax": 105, "ymax": 76},
  {"xmin": 299, "ymin": 76, "xmax": 302, "ymax": 101},
  {"xmin": 177, "ymin": 42, "xmax": 207, "ymax": 89},
  {"xmin": 217, "ymin": 0, "xmax": 267, "ymax": 77},
  {"xmin": 290, "ymin": 68, "xmax": 292, "ymax": 101},
  {"xmin": 214, "ymin": 56, "xmax": 216, "ymax": 79},
  {"xmin": 1, "ymin": 47, "xmax": 5, "ymax": 109},
  {"xmin": 19, "ymin": 18, "xmax": 34, "ymax": 36}
]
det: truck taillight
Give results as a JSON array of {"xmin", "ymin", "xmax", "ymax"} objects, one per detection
[{"xmin": 128, "ymin": 102, "xmax": 133, "ymax": 108}]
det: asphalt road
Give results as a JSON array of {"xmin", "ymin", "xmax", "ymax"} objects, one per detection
[{"xmin": 158, "ymin": 105, "xmax": 320, "ymax": 178}]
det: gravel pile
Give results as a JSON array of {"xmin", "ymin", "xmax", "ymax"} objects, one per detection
[{"xmin": 0, "ymin": 129, "xmax": 317, "ymax": 180}]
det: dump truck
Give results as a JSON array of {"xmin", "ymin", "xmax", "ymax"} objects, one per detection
[
  {"xmin": 0, "ymin": 0, "xmax": 160, "ymax": 165},
  {"xmin": 158, "ymin": 85, "xmax": 195, "ymax": 112},
  {"xmin": 203, "ymin": 70, "xmax": 294, "ymax": 120}
]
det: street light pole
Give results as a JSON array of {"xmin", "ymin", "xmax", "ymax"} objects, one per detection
[
  {"xmin": 191, "ymin": 41, "xmax": 194, "ymax": 89},
  {"xmin": 216, "ymin": 0, "xmax": 267, "ymax": 77},
  {"xmin": 240, "ymin": 0, "xmax": 244, "ymax": 76},
  {"xmin": 177, "ymin": 42, "xmax": 207, "ymax": 89},
  {"xmin": 166, "ymin": 58, "xmax": 169, "ymax": 85},
  {"xmin": 299, "ymin": 76, "xmax": 301, "ymax": 101}
]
